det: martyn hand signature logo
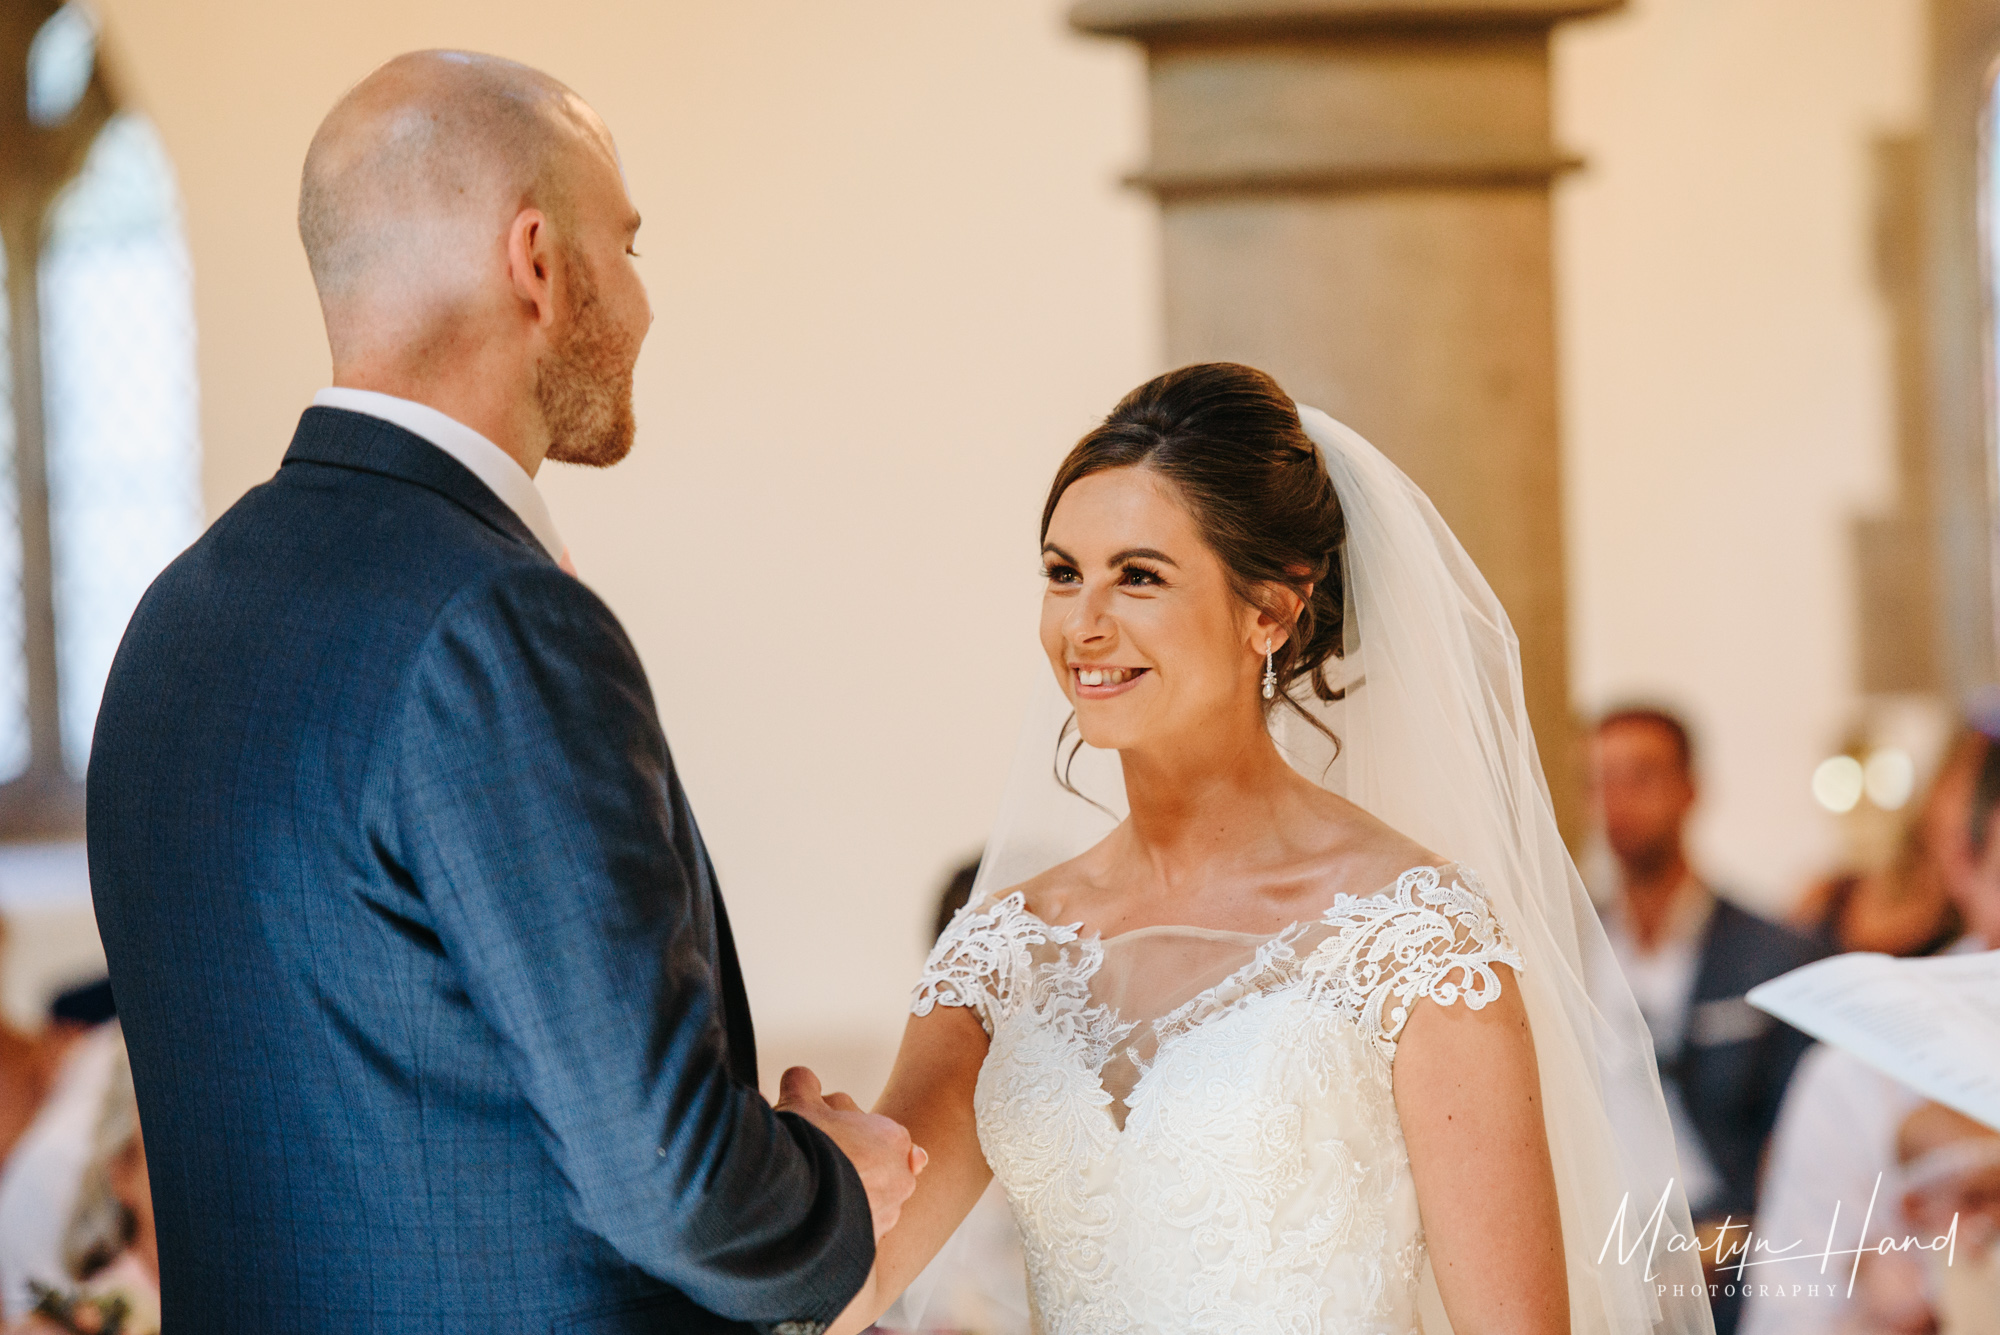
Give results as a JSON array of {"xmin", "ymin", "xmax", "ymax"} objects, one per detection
[{"xmin": 1599, "ymin": 1177, "xmax": 1960, "ymax": 1298}]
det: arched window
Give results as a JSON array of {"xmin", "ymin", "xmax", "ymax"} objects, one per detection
[
  {"xmin": 0, "ymin": 2, "xmax": 202, "ymax": 837},
  {"xmin": 40, "ymin": 116, "xmax": 203, "ymax": 775}
]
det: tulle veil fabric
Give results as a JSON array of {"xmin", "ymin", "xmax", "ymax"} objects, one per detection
[{"xmin": 894, "ymin": 406, "xmax": 1711, "ymax": 1334}]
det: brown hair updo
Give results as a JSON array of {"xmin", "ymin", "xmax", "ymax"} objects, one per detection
[{"xmin": 1042, "ymin": 362, "xmax": 1348, "ymax": 722}]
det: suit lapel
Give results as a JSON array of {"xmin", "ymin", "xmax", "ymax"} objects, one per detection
[
  {"xmin": 1682, "ymin": 903, "xmax": 1777, "ymax": 1051},
  {"xmin": 283, "ymin": 407, "xmax": 548, "ymax": 559},
  {"xmin": 1686, "ymin": 899, "xmax": 1732, "ymax": 1007}
]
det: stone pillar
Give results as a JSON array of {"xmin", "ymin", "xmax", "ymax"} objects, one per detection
[
  {"xmin": 1072, "ymin": 0, "xmax": 1616, "ymax": 838},
  {"xmin": 1922, "ymin": 0, "xmax": 2000, "ymax": 697}
]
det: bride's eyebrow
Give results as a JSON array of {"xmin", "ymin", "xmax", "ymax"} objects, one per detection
[
  {"xmin": 1109, "ymin": 547, "xmax": 1178, "ymax": 568},
  {"xmin": 1039, "ymin": 543, "xmax": 1180, "ymax": 569}
]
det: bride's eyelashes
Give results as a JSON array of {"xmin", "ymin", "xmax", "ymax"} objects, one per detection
[
  {"xmin": 1038, "ymin": 561, "xmax": 1167, "ymax": 590},
  {"xmin": 1118, "ymin": 563, "xmax": 1166, "ymax": 589},
  {"xmin": 1039, "ymin": 538, "xmax": 1172, "ymax": 592}
]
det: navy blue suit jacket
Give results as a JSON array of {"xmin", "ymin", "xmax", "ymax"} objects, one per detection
[
  {"xmin": 86, "ymin": 408, "xmax": 873, "ymax": 1334},
  {"xmin": 1669, "ymin": 899, "xmax": 1823, "ymax": 1222}
]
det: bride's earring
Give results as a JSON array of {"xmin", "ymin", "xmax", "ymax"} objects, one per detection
[{"xmin": 1262, "ymin": 641, "xmax": 1277, "ymax": 700}]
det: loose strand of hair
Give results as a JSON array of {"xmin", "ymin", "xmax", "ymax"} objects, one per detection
[{"xmin": 1053, "ymin": 711, "xmax": 1119, "ymax": 819}]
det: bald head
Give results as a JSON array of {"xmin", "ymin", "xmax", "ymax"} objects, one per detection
[
  {"xmin": 300, "ymin": 51, "xmax": 607, "ymax": 338},
  {"xmin": 299, "ymin": 52, "xmax": 651, "ymax": 475}
]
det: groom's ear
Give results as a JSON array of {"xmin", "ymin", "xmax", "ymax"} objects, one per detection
[{"xmin": 506, "ymin": 208, "xmax": 557, "ymax": 330}]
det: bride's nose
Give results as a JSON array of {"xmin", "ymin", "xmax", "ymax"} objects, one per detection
[{"xmin": 1064, "ymin": 586, "xmax": 1116, "ymax": 646}]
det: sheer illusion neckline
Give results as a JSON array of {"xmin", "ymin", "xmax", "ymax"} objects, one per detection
[
  {"xmin": 975, "ymin": 862, "xmax": 1477, "ymax": 1133},
  {"xmin": 1014, "ymin": 860, "xmax": 1458, "ymax": 949},
  {"xmin": 914, "ymin": 861, "xmax": 1523, "ymax": 1138}
]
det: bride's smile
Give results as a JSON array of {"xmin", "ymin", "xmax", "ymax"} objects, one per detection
[{"xmin": 1068, "ymin": 664, "xmax": 1146, "ymax": 694}]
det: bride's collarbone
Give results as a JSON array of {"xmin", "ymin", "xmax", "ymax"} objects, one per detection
[
  {"xmin": 1015, "ymin": 788, "xmax": 1440, "ymax": 932},
  {"xmin": 1017, "ymin": 848, "xmax": 1448, "ymax": 941}
]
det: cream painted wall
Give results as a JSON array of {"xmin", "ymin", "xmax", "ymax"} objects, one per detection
[
  {"xmin": 1554, "ymin": 0, "xmax": 1927, "ymax": 909},
  {"xmin": 64, "ymin": 0, "xmax": 1928, "ymax": 1090},
  {"xmin": 87, "ymin": 0, "xmax": 1158, "ymax": 1093}
]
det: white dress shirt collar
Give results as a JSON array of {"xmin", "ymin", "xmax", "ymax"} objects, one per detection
[
  {"xmin": 1603, "ymin": 874, "xmax": 1717, "ymax": 959},
  {"xmin": 1601, "ymin": 875, "xmax": 1715, "ymax": 1053},
  {"xmin": 312, "ymin": 388, "xmax": 567, "ymax": 565},
  {"xmin": 1597, "ymin": 875, "xmax": 1724, "ymax": 1214}
]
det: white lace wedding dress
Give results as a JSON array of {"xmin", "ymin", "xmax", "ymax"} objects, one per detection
[{"xmin": 911, "ymin": 862, "xmax": 1523, "ymax": 1335}]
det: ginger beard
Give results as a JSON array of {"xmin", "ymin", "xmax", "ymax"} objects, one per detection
[{"xmin": 538, "ymin": 245, "xmax": 638, "ymax": 468}]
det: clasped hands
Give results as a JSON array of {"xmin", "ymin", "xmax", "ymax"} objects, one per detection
[{"xmin": 777, "ymin": 1067, "xmax": 926, "ymax": 1239}]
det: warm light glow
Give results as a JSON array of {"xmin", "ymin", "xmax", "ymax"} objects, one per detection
[
  {"xmin": 1863, "ymin": 748, "xmax": 1916, "ymax": 810},
  {"xmin": 26, "ymin": 3, "xmax": 96, "ymax": 128},
  {"xmin": 1812, "ymin": 755, "xmax": 1865, "ymax": 813}
]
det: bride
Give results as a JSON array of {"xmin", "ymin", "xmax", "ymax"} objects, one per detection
[{"xmin": 829, "ymin": 363, "xmax": 1711, "ymax": 1334}]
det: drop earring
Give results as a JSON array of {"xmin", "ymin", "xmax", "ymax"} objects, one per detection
[{"xmin": 1262, "ymin": 642, "xmax": 1277, "ymax": 700}]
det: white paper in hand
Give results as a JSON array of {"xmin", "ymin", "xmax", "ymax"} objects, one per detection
[{"xmin": 1746, "ymin": 949, "xmax": 2000, "ymax": 1132}]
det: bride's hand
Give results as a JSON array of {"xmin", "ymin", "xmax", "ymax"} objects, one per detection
[
  {"xmin": 776, "ymin": 1066, "xmax": 927, "ymax": 1239},
  {"xmin": 821, "ymin": 1005, "xmax": 993, "ymax": 1335}
]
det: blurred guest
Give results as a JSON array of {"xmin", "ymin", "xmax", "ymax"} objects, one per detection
[
  {"xmin": 1893, "ymin": 1102, "xmax": 2000, "ymax": 1335},
  {"xmin": 5, "ymin": 1037, "xmax": 157, "ymax": 1335},
  {"xmin": 0, "ymin": 928, "xmax": 68, "ymax": 1170},
  {"xmin": 933, "ymin": 859, "xmax": 981, "ymax": 945},
  {"xmin": 1743, "ymin": 723, "xmax": 2000, "ymax": 1335},
  {"xmin": 1791, "ymin": 731, "xmax": 1969, "ymax": 957},
  {"xmin": 0, "ymin": 998, "xmax": 121, "ymax": 1323},
  {"xmin": 1818, "ymin": 1102, "xmax": 2000, "ymax": 1335},
  {"xmin": 1589, "ymin": 707, "xmax": 1821, "ymax": 1335},
  {"xmin": 44, "ymin": 984, "xmax": 114, "ymax": 1038}
]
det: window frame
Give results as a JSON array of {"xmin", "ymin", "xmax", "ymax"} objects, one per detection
[{"xmin": 0, "ymin": 0, "xmax": 114, "ymax": 838}]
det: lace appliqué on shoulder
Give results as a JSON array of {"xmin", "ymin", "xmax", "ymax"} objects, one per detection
[
  {"xmin": 1302, "ymin": 863, "xmax": 1524, "ymax": 1058},
  {"xmin": 910, "ymin": 892, "xmax": 1079, "ymax": 1036}
]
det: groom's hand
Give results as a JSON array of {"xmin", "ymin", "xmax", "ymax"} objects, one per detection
[{"xmin": 776, "ymin": 1066, "xmax": 926, "ymax": 1241}]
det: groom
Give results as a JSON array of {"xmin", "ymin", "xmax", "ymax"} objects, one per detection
[{"xmin": 86, "ymin": 52, "xmax": 914, "ymax": 1334}]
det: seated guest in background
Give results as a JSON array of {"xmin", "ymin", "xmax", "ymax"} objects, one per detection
[
  {"xmin": 0, "ymin": 992, "xmax": 121, "ymax": 1322},
  {"xmin": 1890, "ymin": 1101, "xmax": 2000, "ymax": 1335},
  {"xmin": 6, "ymin": 1037, "xmax": 157, "ymax": 1335},
  {"xmin": 43, "ymin": 984, "xmax": 114, "ymax": 1040},
  {"xmin": 0, "ymin": 929, "xmax": 69, "ymax": 1171},
  {"xmin": 0, "ymin": 979, "xmax": 120, "ymax": 1189},
  {"xmin": 1588, "ymin": 706, "xmax": 1822, "ymax": 1335},
  {"xmin": 1745, "ymin": 724, "xmax": 2000, "ymax": 1335},
  {"xmin": 932, "ymin": 858, "xmax": 981, "ymax": 946}
]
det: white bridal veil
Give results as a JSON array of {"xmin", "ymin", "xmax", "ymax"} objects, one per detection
[{"xmin": 944, "ymin": 405, "xmax": 1713, "ymax": 1334}]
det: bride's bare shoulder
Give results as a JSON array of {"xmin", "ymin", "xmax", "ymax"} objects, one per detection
[
  {"xmin": 999, "ymin": 841, "xmax": 1122, "ymax": 928},
  {"xmin": 1302, "ymin": 787, "xmax": 1449, "ymax": 898}
]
